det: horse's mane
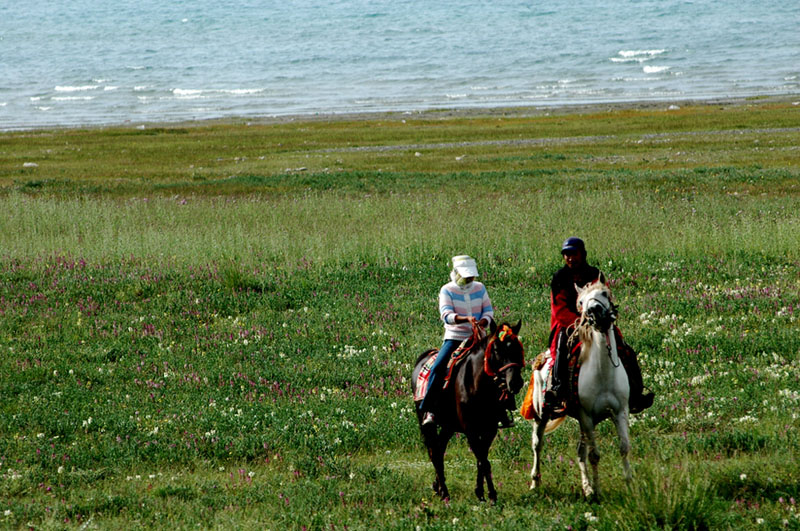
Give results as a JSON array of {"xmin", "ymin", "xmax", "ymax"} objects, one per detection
[{"xmin": 572, "ymin": 280, "xmax": 611, "ymax": 363}]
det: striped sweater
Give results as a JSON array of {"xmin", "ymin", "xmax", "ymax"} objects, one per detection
[{"xmin": 438, "ymin": 280, "xmax": 494, "ymax": 340}]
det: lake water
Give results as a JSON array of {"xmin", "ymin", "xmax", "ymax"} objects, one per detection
[{"xmin": 1, "ymin": 0, "xmax": 798, "ymax": 130}]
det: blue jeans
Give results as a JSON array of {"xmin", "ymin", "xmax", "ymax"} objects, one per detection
[{"xmin": 419, "ymin": 339, "xmax": 461, "ymax": 413}]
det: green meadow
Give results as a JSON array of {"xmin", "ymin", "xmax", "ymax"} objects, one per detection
[{"xmin": 1, "ymin": 98, "xmax": 799, "ymax": 529}]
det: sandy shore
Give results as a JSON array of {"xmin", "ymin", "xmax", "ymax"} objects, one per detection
[{"xmin": 168, "ymin": 93, "xmax": 800, "ymax": 129}]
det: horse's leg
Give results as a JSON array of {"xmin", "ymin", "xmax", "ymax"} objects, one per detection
[
  {"xmin": 577, "ymin": 414, "xmax": 599, "ymax": 499},
  {"xmin": 428, "ymin": 429, "xmax": 453, "ymax": 500},
  {"xmin": 467, "ymin": 432, "xmax": 497, "ymax": 503},
  {"xmin": 614, "ymin": 408, "xmax": 632, "ymax": 482},
  {"xmin": 589, "ymin": 433, "xmax": 601, "ymax": 498},
  {"xmin": 530, "ymin": 416, "xmax": 547, "ymax": 489}
]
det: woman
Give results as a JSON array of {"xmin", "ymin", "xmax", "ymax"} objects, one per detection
[{"xmin": 419, "ymin": 255, "xmax": 496, "ymax": 426}]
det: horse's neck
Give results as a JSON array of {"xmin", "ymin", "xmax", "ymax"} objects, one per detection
[
  {"xmin": 465, "ymin": 345, "xmax": 490, "ymax": 391},
  {"xmin": 582, "ymin": 328, "xmax": 619, "ymax": 377}
]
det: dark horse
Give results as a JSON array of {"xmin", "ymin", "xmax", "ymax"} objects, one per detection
[{"xmin": 411, "ymin": 320, "xmax": 524, "ymax": 502}]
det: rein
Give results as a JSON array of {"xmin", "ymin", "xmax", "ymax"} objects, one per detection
[
  {"xmin": 484, "ymin": 324, "xmax": 525, "ymax": 378},
  {"xmin": 605, "ymin": 332, "xmax": 621, "ymax": 368}
]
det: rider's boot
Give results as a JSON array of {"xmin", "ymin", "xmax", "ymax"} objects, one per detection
[
  {"xmin": 420, "ymin": 380, "xmax": 441, "ymax": 427},
  {"xmin": 544, "ymin": 331, "xmax": 569, "ymax": 415},
  {"xmin": 616, "ymin": 333, "xmax": 655, "ymax": 414}
]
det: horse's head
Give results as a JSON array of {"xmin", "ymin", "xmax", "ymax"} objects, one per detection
[
  {"xmin": 576, "ymin": 278, "xmax": 616, "ymax": 333},
  {"xmin": 485, "ymin": 320, "xmax": 524, "ymax": 395}
]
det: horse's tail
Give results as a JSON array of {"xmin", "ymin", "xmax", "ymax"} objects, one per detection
[{"xmin": 544, "ymin": 416, "xmax": 566, "ymax": 434}]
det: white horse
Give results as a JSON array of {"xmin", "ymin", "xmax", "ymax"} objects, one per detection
[{"xmin": 529, "ymin": 279, "xmax": 631, "ymax": 498}]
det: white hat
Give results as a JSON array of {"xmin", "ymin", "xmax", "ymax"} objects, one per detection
[{"xmin": 452, "ymin": 255, "xmax": 479, "ymax": 278}]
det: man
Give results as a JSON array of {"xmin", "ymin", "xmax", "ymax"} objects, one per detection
[
  {"xmin": 545, "ymin": 237, "xmax": 654, "ymax": 414},
  {"xmin": 419, "ymin": 255, "xmax": 513, "ymax": 427}
]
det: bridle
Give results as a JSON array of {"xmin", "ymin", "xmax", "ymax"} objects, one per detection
[
  {"xmin": 483, "ymin": 324, "xmax": 525, "ymax": 395},
  {"xmin": 579, "ymin": 289, "xmax": 617, "ymax": 329},
  {"xmin": 578, "ymin": 288, "xmax": 621, "ymax": 367}
]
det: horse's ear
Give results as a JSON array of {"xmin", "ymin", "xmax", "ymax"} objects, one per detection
[
  {"xmin": 511, "ymin": 320, "xmax": 521, "ymax": 336},
  {"xmin": 489, "ymin": 319, "xmax": 497, "ymax": 336},
  {"xmin": 598, "ymin": 271, "xmax": 606, "ymax": 285}
]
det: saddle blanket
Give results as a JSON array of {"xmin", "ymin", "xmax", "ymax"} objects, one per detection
[
  {"xmin": 520, "ymin": 348, "xmax": 582, "ymax": 420},
  {"xmin": 413, "ymin": 337, "xmax": 475, "ymax": 402},
  {"xmin": 413, "ymin": 349, "xmax": 437, "ymax": 402}
]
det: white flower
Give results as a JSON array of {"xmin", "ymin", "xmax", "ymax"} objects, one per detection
[
  {"xmin": 740, "ymin": 473, "xmax": 747, "ymax": 480},
  {"xmin": 4, "ymin": 510, "xmax": 12, "ymax": 516}
]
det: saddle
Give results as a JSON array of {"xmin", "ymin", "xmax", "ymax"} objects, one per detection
[
  {"xmin": 521, "ymin": 345, "xmax": 582, "ymax": 419},
  {"xmin": 413, "ymin": 336, "xmax": 475, "ymax": 402}
]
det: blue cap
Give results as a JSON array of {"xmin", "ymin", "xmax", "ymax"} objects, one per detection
[{"xmin": 561, "ymin": 237, "xmax": 585, "ymax": 254}]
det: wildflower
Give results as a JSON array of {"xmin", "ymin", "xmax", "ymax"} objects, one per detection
[
  {"xmin": 585, "ymin": 512, "xmax": 598, "ymax": 522},
  {"xmin": 740, "ymin": 473, "xmax": 747, "ymax": 480}
]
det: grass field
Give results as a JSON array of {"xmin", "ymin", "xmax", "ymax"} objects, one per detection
[{"xmin": 1, "ymin": 98, "xmax": 800, "ymax": 529}]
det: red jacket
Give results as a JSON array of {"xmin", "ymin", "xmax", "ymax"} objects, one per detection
[{"xmin": 549, "ymin": 263, "xmax": 600, "ymax": 353}]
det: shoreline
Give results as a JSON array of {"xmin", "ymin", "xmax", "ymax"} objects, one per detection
[
  {"xmin": 4, "ymin": 93, "xmax": 799, "ymax": 134},
  {"xmin": 235, "ymin": 93, "xmax": 799, "ymax": 127}
]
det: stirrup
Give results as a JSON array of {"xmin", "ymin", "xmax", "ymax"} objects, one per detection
[
  {"xmin": 498, "ymin": 411, "xmax": 515, "ymax": 429},
  {"xmin": 545, "ymin": 389, "xmax": 566, "ymax": 415}
]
